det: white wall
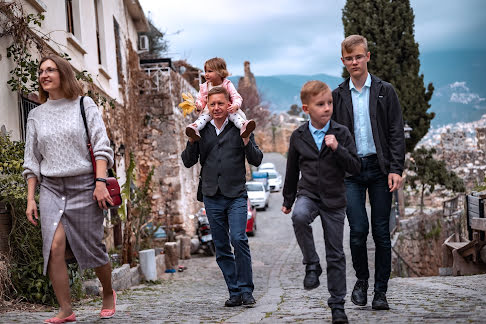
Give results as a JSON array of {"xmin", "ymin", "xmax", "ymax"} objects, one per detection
[
  {"xmin": 0, "ymin": 36, "xmax": 20, "ymax": 139},
  {"xmin": 0, "ymin": 0, "xmax": 145, "ymax": 139}
]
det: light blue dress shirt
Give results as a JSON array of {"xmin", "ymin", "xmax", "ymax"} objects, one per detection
[
  {"xmin": 350, "ymin": 73, "xmax": 376, "ymax": 157},
  {"xmin": 308, "ymin": 120, "xmax": 330, "ymax": 151}
]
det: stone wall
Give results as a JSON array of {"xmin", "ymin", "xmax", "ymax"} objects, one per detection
[
  {"xmin": 392, "ymin": 210, "xmax": 462, "ymax": 277},
  {"xmin": 254, "ymin": 114, "xmax": 303, "ymax": 154},
  {"xmin": 136, "ymin": 68, "xmax": 201, "ymax": 237}
]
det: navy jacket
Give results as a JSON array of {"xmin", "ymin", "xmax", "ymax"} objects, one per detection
[
  {"xmin": 181, "ymin": 121, "xmax": 263, "ymax": 198},
  {"xmin": 283, "ymin": 120, "xmax": 360, "ymax": 210},
  {"xmin": 332, "ymin": 74, "xmax": 405, "ymax": 175}
]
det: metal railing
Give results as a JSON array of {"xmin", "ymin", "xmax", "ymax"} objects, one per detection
[
  {"xmin": 141, "ymin": 64, "xmax": 172, "ymax": 94},
  {"xmin": 19, "ymin": 96, "xmax": 39, "ymax": 141}
]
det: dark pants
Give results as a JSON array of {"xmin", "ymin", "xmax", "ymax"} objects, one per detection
[
  {"xmin": 345, "ymin": 155, "xmax": 392, "ymax": 293},
  {"xmin": 292, "ymin": 195, "xmax": 346, "ymax": 309},
  {"xmin": 203, "ymin": 194, "xmax": 253, "ymax": 297}
]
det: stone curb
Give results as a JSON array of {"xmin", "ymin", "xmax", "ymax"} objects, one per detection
[{"xmin": 82, "ymin": 254, "xmax": 166, "ymax": 295}]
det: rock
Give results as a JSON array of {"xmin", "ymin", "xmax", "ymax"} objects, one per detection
[
  {"xmin": 112, "ymin": 264, "xmax": 131, "ymax": 290},
  {"xmin": 139, "ymin": 249, "xmax": 157, "ymax": 281},
  {"xmin": 164, "ymin": 242, "xmax": 178, "ymax": 270},
  {"xmin": 130, "ymin": 266, "xmax": 142, "ymax": 286},
  {"xmin": 180, "ymin": 236, "xmax": 191, "ymax": 259},
  {"xmin": 156, "ymin": 254, "xmax": 166, "ymax": 278},
  {"xmin": 190, "ymin": 238, "xmax": 200, "ymax": 254},
  {"xmin": 83, "ymin": 279, "xmax": 100, "ymax": 296}
]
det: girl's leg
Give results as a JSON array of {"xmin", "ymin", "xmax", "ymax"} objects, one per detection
[
  {"xmin": 229, "ymin": 113, "xmax": 256, "ymax": 138},
  {"xmin": 95, "ymin": 262, "xmax": 115, "ymax": 310},
  {"xmin": 194, "ymin": 113, "xmax": 213, "ymax": 131},
  {"xmin": 48, "ymin": 222, "xmax": 73, "ymax": 318},
  {"xmin": 186, "ymin": 112, "xmax": 213, "ymax": 141},
  {"xmin": 228, "ymin": 113, "xmax": 245, "ymax": 129}
]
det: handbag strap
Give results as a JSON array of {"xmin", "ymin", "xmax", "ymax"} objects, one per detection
[
  {"xmin": 80, "ymin": 96, "xmax": 89, "ymax": 142},
  {"xmin": 79, "ymin": 96, "xmax": 97, "ymax": 176}
]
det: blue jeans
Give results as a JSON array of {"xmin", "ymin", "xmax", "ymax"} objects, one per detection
[
  {"xmin": 344, "ymin": 155, "xmax": 392, "ymax": 293},
  {"xmin": 203, "ymin": 194, "xmax": 253, "ymax": 297}
]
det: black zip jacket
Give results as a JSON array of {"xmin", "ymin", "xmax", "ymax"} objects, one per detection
[
  {"xmin": 332, "ymin": 74, "xmax": 405, "ymax": 176},
  {"xmin": 282, "ymin": 120, "xmax": 360, "ymax": 210}
]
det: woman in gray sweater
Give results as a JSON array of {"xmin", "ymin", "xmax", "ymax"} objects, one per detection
[{"xmin": 23, "ymin": 55, "xmax": 116, "ymax": 323}]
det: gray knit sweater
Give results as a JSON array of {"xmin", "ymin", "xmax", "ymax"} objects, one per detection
[{"xmin": 22, "ymin": 96, "xmax": 114, "ymax": 181}]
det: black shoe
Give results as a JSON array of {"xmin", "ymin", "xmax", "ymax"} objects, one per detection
[
  {"xmin": 303, "ymin": 263, "xmax": 322, "ymax": 290},
  {"xmin": 331, "ymin": 308, "xmax": 349, "ymax": 324},
  {"xmin": 224, "ymin": 295, "xmax": 242, "ymax": 307},
  {"xmin": 241, "ymin": 292, "xmax": 256, "ymax": 307},
  {"xmin": 351, "ymin": 279, "xmax": 368, "ymax": 306},
  {"xmin": 372, "ymin": 291, "xmax": 390, "ymax": 310}
]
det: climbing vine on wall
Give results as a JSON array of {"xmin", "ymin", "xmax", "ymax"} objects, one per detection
[{"xmin": 0, "ymin": 0, "xmax": 114, "ymax": 107}]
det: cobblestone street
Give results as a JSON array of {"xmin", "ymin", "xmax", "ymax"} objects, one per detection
[{"xmin": 1, "ymin": 153, "xmax": 485, "ymax": 323}]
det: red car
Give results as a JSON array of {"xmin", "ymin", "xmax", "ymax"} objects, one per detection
[{"xmin": 246, "ymin": 199, "xmax": 257, "ymax": 236}]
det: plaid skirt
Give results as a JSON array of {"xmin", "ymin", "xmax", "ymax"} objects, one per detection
[{"xmin": 39, "ymin": 173, "xmax": 109, "ymax": 275}]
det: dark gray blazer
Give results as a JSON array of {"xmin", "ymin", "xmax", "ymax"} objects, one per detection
[
  {"xmin": 181, "ymin": 121, "xmax": 263, "ymax": 198},
  {"xmin": 332, "ymin": 74, "xmax": 405, "ymax": 176},
  {"xmin": 283, "ymin": 120, "xmax": 360, "ymax": 210}
]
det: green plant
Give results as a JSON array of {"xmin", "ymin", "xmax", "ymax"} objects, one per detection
[
  {"xmin": 0, "ymin": 133, "xmax": 83, "ymax": 305},
  {"xmin": 120, "ymin": 153, "xmax": 157, "ymax": 263},
  {"xmin": 407, "ymin": 147, "xmax": 465, "ymax": 213},
  {"xmin": 424, "ymin": 220, "xmax": 442, "ymax": 240}
]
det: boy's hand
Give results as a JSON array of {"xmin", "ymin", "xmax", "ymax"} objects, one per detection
[
  {"xmin": 281, "ymin": 206, "xmax": 292, "ymax": 214},
  {"xmin": 388, "ymin": 173, "xmax": 402, "ymax": 192},
  {"xmin": 325, "ymin": 135, "xmax": 338, "ymax": 151},
  {"xmin": 228, "ymin": 104, "xmax": 238, "ymax": 114}
]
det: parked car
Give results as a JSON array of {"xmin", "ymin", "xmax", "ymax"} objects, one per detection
[
  {"xmin": 246, "ymin": 199, "xmax": 257, "ymax": 236},
  {"xmin": 246, "ymin": 181, "xmax": 270, "ymax": 210},
  {"xmin": 258, "ymin": 162, "xmax": 276, "ymax": 172},
  {"xmin": 251, "ymin": 171, "xmax": 270, "ymax": 192},
  {"xmin": 266, "ymin": 170, "xmax": 282, "ymax": 192}
]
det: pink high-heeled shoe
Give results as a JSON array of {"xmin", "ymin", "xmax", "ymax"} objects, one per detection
[
  {"xmin": 44, "ymin": 313, "xmax": 76, "ymax": 323},
  {"xmin": 100, "ymin": 289, "xmax": 117, "ymax": 319}
]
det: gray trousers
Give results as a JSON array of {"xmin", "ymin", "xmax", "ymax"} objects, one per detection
[{"xmin": 292, "ymin": 195, "xmax": 346, "ymax": 308}]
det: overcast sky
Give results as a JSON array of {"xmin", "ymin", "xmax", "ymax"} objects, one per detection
[{"xmin": 139, "ymin": 0, "xmax": 485, "ymax": 77}]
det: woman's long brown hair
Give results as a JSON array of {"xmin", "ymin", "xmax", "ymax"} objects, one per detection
[{"xmin": 38, "ymin": 55, "xmax": 83, "ymax": 103}]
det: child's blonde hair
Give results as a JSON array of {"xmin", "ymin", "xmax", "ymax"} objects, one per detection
[
  {"xmin": 300, "ymin": 81, "xmax": 330, "ymax": 105},
  {"xmin": 204, "ymin": 57, "xmax": 229, "ymax": 79},
  {"xmin": 341, "ymin": 35, "xmax": 368, "ymax": 55}
]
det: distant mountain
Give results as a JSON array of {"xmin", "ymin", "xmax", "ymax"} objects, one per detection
[
  {"xmin": 230, "ymin": 49, "xmax": 486, "ymax": 127},
  {"xmin": 228, "ymin": 74, "xmax": 342, "ymax": 113}
]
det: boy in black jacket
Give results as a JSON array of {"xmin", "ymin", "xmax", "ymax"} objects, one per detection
[{"xmin": 282, "ymin": 81, "xmax": 360, "ymax": 324}]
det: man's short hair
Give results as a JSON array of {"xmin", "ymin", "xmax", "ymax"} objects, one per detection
[
  {"xmin": 208, "ymin": 86, "xmax": 230, "ymax": 101},
  {"xmin": 300, "ymin": 81, "xmax": 330, "ymax": 105},
  {"xmin": 341, "ymin": 35, "xmax": 369, "ymax": 54}
]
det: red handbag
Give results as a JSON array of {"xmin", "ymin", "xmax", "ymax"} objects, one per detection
[{"xmin": 80, "ymin": 96, "xmax": 122, "ymax": 209}]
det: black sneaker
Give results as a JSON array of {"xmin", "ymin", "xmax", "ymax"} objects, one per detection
[
  {"xmin": 351, "ymin": 279, "xmax": 368, "ymax": 306},
  {"xmin": 331, "ymin": 308, "xmax": 349, "ymax": 324},
  {"xmin": 303, "ymin": 263, "xmax": 322, "ymax": 290},
  {"xmin": 372, "ymin": 291, "xmax": 390, "ymax": 310},
  {"xmin": 224, "ymin": 295, "xmax": 242, "ymax": 307},
  {"xmin": 241, "ymin": 292, "xmax": 256, "ymax": 307}
]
